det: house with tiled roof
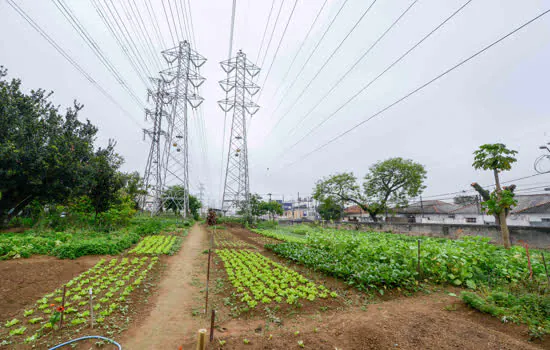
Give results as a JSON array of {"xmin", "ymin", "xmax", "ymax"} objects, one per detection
[{"xmin": 393, "ymin": 194, "xmax": 550, "ymax": 227}]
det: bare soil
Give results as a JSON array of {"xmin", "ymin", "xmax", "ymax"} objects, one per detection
[
  {"xmin": 0, "ymin": 255, "xmax": 99, "ymax": 324},
  {"xmin": 120, "ymin": 223, "xmax": 210, "ymax": 349},
  {"xmin": 198, "ymin": 225, "xmax": 548, "ymax": 350}
]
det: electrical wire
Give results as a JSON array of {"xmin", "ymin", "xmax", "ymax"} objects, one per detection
[
  {"xmin": 277, "ymin": 0, "xmax": 473, "ymax": 158},
  {"xmin": 268, "ymin": 0, "xmax": 378, "ymax": 133},
  {"xmin": 5, "ymin": 0, "xmax": 144, "ymax": 129},
  {"xmin": 283, "ymin": 7, "xmax": 550, "ymax": 167},
  {"xmin": 258, "ymin": 0, "xmax": 286, "ymax": 70},
  {"xmin": 285, "ymin": 0, "xmax": 419, "ymax": 138},
  {"xmin": 255, "ymin": 0, "xmax": 277, "ymax": 63},
  {"xmin": 266, "ymin": 0, "xmax": 350, "ymax": 118},
  {"xmin": 255, "ymin": 0, "xmax": 299, "ymax": 102},
  {"xmin": 269, "ymin": 0, "xmax": 329, "ymax": 101}
]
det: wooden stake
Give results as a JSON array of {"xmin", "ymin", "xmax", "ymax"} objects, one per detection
[
  {"xmin": 417, "ymin": 240, "xmax": 421, "ymax": 278},
  {"xmin": 205, "ymin": 248, "xmax": 212, "ymax": 314},
  {"xmin": 209, "ymin": 309, "xmax": 216, "ymax": 342},
  {"xmin": 89, "ymin": 288, "xmax": 94, "ymax": 329},
  {"xmin": 59, "ymin": 285, "xmax": 67, "ymax": 329},
  {"xmin": 524, "ymin": 243, "xmax": 533, "ymax": 280},
  {"xmin": 542, "ymin": 253, "xmax": 550, "ymax": 284},
  {"xmin": 196, "ymin": 329, "xmax": 207, "ymax": 350}
]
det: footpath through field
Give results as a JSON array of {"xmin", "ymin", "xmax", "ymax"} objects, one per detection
[{"xmin": 121, "ymin": 224, "xmax": 207, "ymax": 349}]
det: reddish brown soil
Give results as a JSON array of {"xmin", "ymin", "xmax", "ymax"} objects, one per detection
[
  {"xmin": 196, "ymin": 225, "xmax": 548, "ymax": 350},
  {"xmin": 120, "ymin": 224, "xmax": 211, "ymax": 349},
  {"xmin": 0, "ymin": 255, "xmax": 99, "ymax": 323}
]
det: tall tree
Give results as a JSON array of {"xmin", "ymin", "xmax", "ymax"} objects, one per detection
[
  {"xmin": 363, "ymin": 157, "xmax": 427, "ymax": 221},
  {"xmin": 317, "ymin": 197, "xmax": 343, "ymax": 221},
  {"xmin": 162, "ymin": 185, "xmax": 201, "ymax": 218},
  {"xmin": 0, "ymin": 66, "xmax": 103, "ymax": 223},
  {"xmin": 313, "ymin": 173, "xmax": 379, "ymax": 220},
  {"xmin": 260, "ymin": 200, "xmax": 283, "ymax": 221},
  {"xmin": 472, "ymin": 143, "xmax": 518, "ymax": 248},
  {"xmin": 118, "ymin": 171, "xmax": 147, "ymax": 209}
]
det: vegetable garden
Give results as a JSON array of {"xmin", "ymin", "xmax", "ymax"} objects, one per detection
[{"xmin": 0, "ymin": 256, "xmax": 158, "ymax": 348}]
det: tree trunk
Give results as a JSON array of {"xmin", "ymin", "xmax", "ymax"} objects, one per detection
[{"xmin": 494, "ymin": 169, "xmax": 511, "ymax": 249}]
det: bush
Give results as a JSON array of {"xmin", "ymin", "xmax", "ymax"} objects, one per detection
[
  {"xmin": 289, "ymin": 224, "xmax": 311, "ymax": 236},
  {"xmin": 256, "ymin": 220, "xmax": 278, "ymax": 230},
  {"xmin": 52, "ymin": 232, "xmax": 140, "ymax": 259}
]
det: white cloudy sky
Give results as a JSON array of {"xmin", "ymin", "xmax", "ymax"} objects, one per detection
[{"xmin": 1, "ymin": 0, "xmax": 549, "ymax": 208}]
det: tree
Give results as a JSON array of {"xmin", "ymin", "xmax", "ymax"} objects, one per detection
[
  {"xmin": 472, "ymin": 143, "xmax": 518, "ymax": 248},
  {"xmin": 363, "ymin": 157, "xmax": 427, "ymax": 221},
  {"xmin": 260, "ymin": 201, "xmax": 283, "ymax": 221},
  {"xmin": 454, "ymin": 195, "xmax": 478, "ymax": 205},
  {"xmin": 0, "ymin": 66, "xmax": 120, "ymax": 223},
  {"xmin": 162, "ymin": 185, "xmax": 201, "ymax": 219},
  {"xmin": 118, "ymin": 171, "xmax": 147, "ymax": 209},
  {"xmin": 237, "ymin": 193, "xmax": 266, "ymax": 218},
  {"xmin": 313, "ymin": 173, "xmax": 377, "ymax": 220},
  {"xmin": 317, "ymin": 197, "xmax": 343, "ymax": 221},
  {"xmin": 471, "ymin": 182, "xmax": 516, "ymax": 225}
]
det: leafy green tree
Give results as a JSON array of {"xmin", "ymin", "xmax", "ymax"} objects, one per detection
[
  {"xmin": 0, "ymin": 66, "xmax": 101, "ymax": 223},
  {"xmin": 472, "ymin": 143, "xmax": 518, "ymax": 248},
  {"xmin": 118, "ymin": 171, "xmax": 147, "ymax": 209},
  {"xmin": 162, "ymin": 185, "xmax": 201, "ymax": 219},
  {"xmin": 317, "ymin": 197, "xmax": 343, "ymax": 221},
  {"xmin": 313, "ymin": 173, "xmax": 378, "ymax": 220},
  {"xmin": 260, "ymin": 200, "xmax": 283, "ymax": 221},
  {"xmin": 364, "ymin": 157, "xmax": 427, "ymax": 220},
  {"xmin": 237, "ymin": 193, "xmax": 266, "ymax": 219}
]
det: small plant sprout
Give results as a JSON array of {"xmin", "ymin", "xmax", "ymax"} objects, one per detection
[
  {"xmin": 294, "ymin": 330, "xmax": 300, "ymax": 336},
  {"xmin": 243, "ymin": 338, "xmax": 250, "ymax": 344},
  {"xmin": 313, "ymin": 327, "xmax": 318, "ymax": 333},
  {"xmin": 23, "ymin": 310, "xmax": 34, "ymax": 317},
  {"xmin": 218, "ymin": 339, "xmax": 226, "ymax": 346},
  {"xmin": 5, "ymin": 319, "xmax": 19, "ymax": 328},
  {"xmin": 268, "ymin": 334, "xmax": 273, "ymax": 340},
  {"xmin": 298, "ymin": 340, "xmax": 305, "ymax": 348}
]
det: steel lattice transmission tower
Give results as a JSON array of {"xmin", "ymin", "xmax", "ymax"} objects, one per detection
[
  {"xmin": 141, "ymin": 78, "xmax": 171, "ymax": 212},
  {"xmin": 218, "ymin": 50, "xmax": 261, "ymax": 215},
  {"xmin": 160, "ymin": 40, "xmax": 206, "ymax": 217}
]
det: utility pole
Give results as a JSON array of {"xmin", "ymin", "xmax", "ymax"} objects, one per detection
[
  {"xmin": 141, "ymin": 78, "xmax": 171, "ymax": 213},
  {"xmin": 420, "ymin": 195, "xmax": 424, "ymax": 219},
  {"xmin": 267, "ymin": 193, "xmax": 272, "ymax": 202},
  {"xmin": 218, "ymin": 50, "xmax": 261, "ymax": 216},
  {"xmin": 160, "ymin": 40, "xmax": 206, "ymax": 218}
]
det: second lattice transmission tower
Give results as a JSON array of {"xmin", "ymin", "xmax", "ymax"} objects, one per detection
[{"xmin": 218, "ymin": 50, "xmax": 261, "ymax": 215}]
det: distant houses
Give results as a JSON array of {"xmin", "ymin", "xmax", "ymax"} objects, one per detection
[{"xmin": 343, "ymin": 194, "xmax": 550, "ymax": 227}]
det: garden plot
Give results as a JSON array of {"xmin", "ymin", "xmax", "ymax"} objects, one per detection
[
  {"xmin": 214, "ymin": 230, "xmax": 255, "ymax": 249},
  {"xmin": 216, "ymin": 249, "xmax": 337, "ymax": 309},
  {"xmin": 129, "ymin": 235, "xmax": 181, "ymax": 255},
  {"xmin": 0, "ymin": 256, "xmax": 158, "ymax": 348}
]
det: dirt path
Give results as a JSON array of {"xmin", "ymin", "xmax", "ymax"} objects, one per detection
[{"xmin": 121, "ymin": 224, "xmax": 208, "ymax": 349}]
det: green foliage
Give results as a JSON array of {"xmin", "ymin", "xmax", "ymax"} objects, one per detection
[
  {"xmin": 462, "ymin": 287, "xmax": 550, "ymax": 339},
  {"xmin": 0, "ymin": 67, "xmax": 128, "ymax": 225},
  {"xmin": 265, "ymin": 227, "xmax": 548, "ymax": 291},
  {"xmin": 481, "ymin": 189, "xmax": 517, "ymax": 215},
  {"xmin": 217, "ymin": 249, "xmax": 336, "ymax": 309},
  {"xmin": 255, "ymin": 220, "xmax": 278, "ymax": 230},
  {"xmin": 472, "ymin": 143, "xmax": 518, "ymax": 171},
  {"xmin": 260, "ymin": 201, "xmax": 283, "ymax": 218},
  {"xmin": 317, "ymin": 197, "xmax": 343, "ymax": 221},
  {"xmin": 129, "ymin": 235, "xmax": 181, "ymax": 255},
  {"xmin": 0, "ymin": 217, "xmax": 178, "ymax": 260},
  {"xmin": 162, "ymin": 185, "xmax": 201, "ymax": 218},
  {"xmin": 363, "ymin": 157, "xmax": 427, "ymax": 210}
]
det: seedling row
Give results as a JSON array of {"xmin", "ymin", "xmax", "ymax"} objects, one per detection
[
  {"xmin": 216, "ymin": 249, "xmax": 337, "ymax": 309},
  {"xmin": 0, "ymin": 256, "xmax": 158, "ymax": 347},
  {"xmin": 129, "ymin": 235, "xmax": 181, "ymax": 255}
]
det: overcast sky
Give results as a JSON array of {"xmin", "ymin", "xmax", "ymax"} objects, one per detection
[{"xmin": 1, "ymin": 0, "xmax": 549, "ymax": 208}]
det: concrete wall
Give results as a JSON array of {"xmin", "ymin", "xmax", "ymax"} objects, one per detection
[{"xmin": 282, "ymin": 220, "xmax": 550, "ymax": 249}]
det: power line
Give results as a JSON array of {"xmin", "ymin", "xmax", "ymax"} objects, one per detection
[
  {"xmin": 278, "ymin": 0, "xmax": 472, "ymax": 156},
  {"xmin": 161, "ymin": 0, "xmax": 176, "ymax": 45},
  {"xmin": 143, "ymin": 0, "xmax": 168, "ymax": 49},
  {"xmin": 283, "ymin": 7, "xmax": 550, "ymax": 167},
  {"xmin": 285, "ymin": 0, "xmax": 419, "ymax": 138},
  {"xmin": 255, "ymin": 0, "xmax": 299, "ymax": 102},
  {"xmin": 166, "ymin": 0, "xmax": 181, "ymax": 42},
  {"xmin": 50, "ymin": 0, "xmax": 145, "ymax": 108},
  {"xmin": 267, "ymin": 0, "xmax": 378, "ymax": 133},
  {"xmin": 268, "ymin": 0, "xmax": 329, "ymax": 102},
  {"xmin": 265, "ymin": 0, "xmax": 350, "ymax": 120},
  {"xmin": 255, "ymin": 0, "xmax": 277, "ymax": 63},
  {"xmin": 258, "ymin": 0, "xmax": 286, "ymax": 70},
  {"xmin": 6, "ymin": 0, "xmax": 143, "ymax": 128}
]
